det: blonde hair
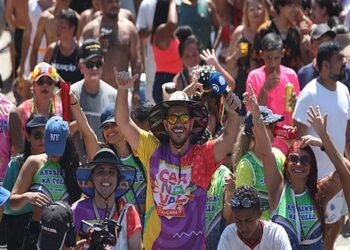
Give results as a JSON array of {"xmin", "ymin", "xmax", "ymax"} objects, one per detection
[
  {"xmin": 232, "ymin": 125, "xmax": 253, "ymax": 172},
  {"xmin": 242, "ymin": 0, "xmax": 269, "ymax": 29}
]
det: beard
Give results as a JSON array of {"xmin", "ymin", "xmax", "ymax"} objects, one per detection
[
  {"xmin": 106, "ymin": 9, "xmax": 119, "ymax": 19},
  {"xmin": 168, "ymin": 127, "xmax": 191, "ymax": 148},
  {"xmin": 329, "ymin": 65, "xmax": 346, "ymax": 82}
]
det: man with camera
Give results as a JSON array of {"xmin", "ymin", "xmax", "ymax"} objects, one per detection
[
  {"xmin": 115, "ymin": 71, "xmax": 241, "ymax": 249},
  {"xmin": 72, "ymin": 148, "xmax": 142, "ymax": 250}
]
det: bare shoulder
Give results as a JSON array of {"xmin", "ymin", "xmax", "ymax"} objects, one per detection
[
  {"xmin": 232, "ymin": 25, "xmax": 244, "ymax": 39},
  {"xmin": 23, "ymin": 154, "xmax": 47, "ymax": 172},
  {"xmin": 119, "ymin": 18, "xmax": 137, "ymax": 33},
  {"xmin": 119, "ymin": 8, "xmax": 134, "ymax": 22}
]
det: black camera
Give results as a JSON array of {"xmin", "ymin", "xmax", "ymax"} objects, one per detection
[{"xmin": 81, "ymin": 219, "xmax": 121, "ymax": 250}]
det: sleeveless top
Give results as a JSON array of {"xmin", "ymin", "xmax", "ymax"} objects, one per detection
[
  {"xmin": 21, "ymin": 98, "xmax": 62, "ymax": 135},
  {"xmin": 50, "ymin": 42, "xmax": 83, "ymax": 84},
  {"xmin": 153, "ymin": 38, "xmax": 182, "ymax": 74},
  {"xmin": 236, "ymin": 148, "xmax": 285, "ymax": 220},
  {"xmin": 271, "ymin": 183, "xmax": 323, "ymax": 250},
  {"xmin": 31, "ymin": 160, "xmax": 68, "ymax": 202},
  {"xmin": 178, "ymin": 0, "xmax": 212, "ymax": 49}
]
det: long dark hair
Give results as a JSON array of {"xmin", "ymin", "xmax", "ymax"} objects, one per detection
[
  {"xmin": 59, "ymin": 137, "xmax": 81, "ymax": 204},
  {"xmin": 284, "ymin": 141, "xmax": 325, "ymax": 235},
  {"xmin": 151, "ymin": 0, "xmax": 170, "ymax": 44}
]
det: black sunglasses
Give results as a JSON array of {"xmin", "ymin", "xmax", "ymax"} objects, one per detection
[
  {"xmin": 32, "ymin": 131, "xmax": 44, "ymax": 140},
  {"xmin": 288, "ymin": 154, "xmax": 310, "ymax": 166},
  {"xmin": 85, "ymin": 60, "xmax": 103, "ymax": 69},
  {"xmin": 36, "ymin": 77, "xmax": 56, "ymax": 86}
]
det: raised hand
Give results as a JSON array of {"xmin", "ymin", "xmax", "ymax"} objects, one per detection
[
  {"xmin": 307, "ymin": 105, "xmax": 328, "ymax": 137},
  {"xmin": 200, "ymin": 49, "xmax": 219, "ymax": 67},
  {"xmin": 243, "ymin": 83, "xmax": 259, "ymax": 117},
  {"xmin": 301, "ymin": 135, "xmax": 323, "ymax": 148},
  {"xmin": 115, "ymin": 70, "xmax": 139, "ymax": 90}
]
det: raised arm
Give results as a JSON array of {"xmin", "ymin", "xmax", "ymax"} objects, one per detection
[
  {"xmin": 115, "ymin": 71, "xmax": 143, "ymax": 152},
  {"xmin": 307, "ymin": 106, "xmax": 350, "ymax": 207},
  {"xmin": 213, "ymin": 93, "xmax": 240, "ymax": 162},
  {"xmin": 245, "ymin": 84, "xmax": 284, "ymax": 210},
  {"xmin": 200, "ymin": 49, "xmax": 235, "ymax": 90},
  {"xmin": 70, "ymin": 92, "xmax": 99, "ymax": 162},
  {"xmin": 30, "ymin": 15, "xmax": 46, "ymax": 70}
]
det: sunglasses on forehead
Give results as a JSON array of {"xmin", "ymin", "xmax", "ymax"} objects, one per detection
[
  {"xmin": 288, "ymin": 154, "xmax": 310, "ymax": 166},
  {"xmin": 85, "ymin": 60, "xmax": 103, "ymax": 69},
  {"xmin": 231, "ymin": 197, "xmax": 257, "ymax": 209},
  {"xmin": 165, "ymin": 114, "xmax": 191, "ymax": 125},
  {"xmin": 36, "ymin": 77, "xmax": 56, "ymax": 86}
]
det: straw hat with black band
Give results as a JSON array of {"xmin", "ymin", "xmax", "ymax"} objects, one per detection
[{"xmin": 149, "ymin": 91, "xmax": 209, "ymax": 145}]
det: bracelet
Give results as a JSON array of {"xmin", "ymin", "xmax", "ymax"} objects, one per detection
[
  {"xmin": 252, "ymin": 115, "xmax": 264, "ymax": 125},
  {"xmin": 70, "ymin": 101, "xmax": 78, "ymax": 106}
]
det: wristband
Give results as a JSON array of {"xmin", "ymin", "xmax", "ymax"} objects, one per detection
[{"xmin": 252, "ymin": 116, "xmax": 264, "ymax": 125}]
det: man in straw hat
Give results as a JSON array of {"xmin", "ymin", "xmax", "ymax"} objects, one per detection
[
  {"xmin": 73, "ymin": 148, "xmax": 142, "ymax": 249},
  {"xmin": 115, "ymin": 71, "xmax": 241, "ymax": 249}
]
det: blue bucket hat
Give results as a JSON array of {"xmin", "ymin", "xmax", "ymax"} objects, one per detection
[
  {"xmin": 244, "ymin": 106, "xmax": 284, "ymax": 135},
  {"xmin": 76, "ymin": 148, "xmax": 136, "ymax": 199},
  {"xmin": 44, "ymin": 116, "xmax": 69, "ymax": 157},
  {"xmin": 0, "ymin": 186, "xmax": 10, "ymax": 206}
]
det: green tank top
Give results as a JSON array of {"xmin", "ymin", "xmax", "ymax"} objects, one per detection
[
  {"xmin": 31, "ymin": 160, "xmax": 68, "ymax": 202},
  {"xmin": 236, "ymin": 148, "xmax": 285, "ymax": 220},
  {"xmin": 178, "ymin": 0, "xmax": 212, "ymax": 49},
  {"xmin": 271, "ymin": 183, "xmax": 323, "ymax": 249}
]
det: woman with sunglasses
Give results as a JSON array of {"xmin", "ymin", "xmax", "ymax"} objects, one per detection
[
  {"xmin": 16, "ymin": 62, "xmax": 62, "ymax": 137},
  {"xmin": 0, "ymin": 115, "xmax": 47, "ymax": 249},
  {"xmin": 233, "ymin": 105, "xmax": 285, "ymax": 221},
  {"xmin": 9, "ymin": 116, "xmax": 81, "ymax": 250},
  {"xmin": 245, "ymin": 86, "xmax": 350, "ymax": 249}
]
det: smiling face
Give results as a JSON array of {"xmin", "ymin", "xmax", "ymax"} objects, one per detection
[
  {"xmin": 287, "ymin": 149, "xmax": 311, "ymax": 181},
  {"xmin": 182, "ymin": 43, "xmax": 201, "ymax": 70},
  {"xmin": 164, "ymin": 105, "xmax": 194, "ymax": 148},
  {"xmin": 102, "ymin": 122, "xmax": 124, "ymax": 145},
  {"xmin": 92, "ymin": 164, "xmax": 119, "ymax": 198}
]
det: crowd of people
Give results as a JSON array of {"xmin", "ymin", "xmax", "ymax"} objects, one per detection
[{"xmin": 1, "ymin": 0, "xmax": 350, "ymax": 249}]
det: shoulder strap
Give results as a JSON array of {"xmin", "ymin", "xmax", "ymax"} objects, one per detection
[{"xmin": 116, "ymin": 203, "xmax": 132, "ymax": 233}]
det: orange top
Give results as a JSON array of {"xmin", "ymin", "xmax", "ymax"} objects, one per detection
[{"xmin": 153, "ymin": 38, "xmax": 183, "ymax": 74}]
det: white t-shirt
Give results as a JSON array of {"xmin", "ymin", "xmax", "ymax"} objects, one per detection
[
  {"xmin": 218, "ymin": 221, "xmax": 292, "ymax": 250},
  {"xmin": 293, "ymin": 78, "xmax": 350, "ymax": 179}
]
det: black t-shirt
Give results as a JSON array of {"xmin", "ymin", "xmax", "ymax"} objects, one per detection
[{"xmin": 254, "ymin": 20, "xmax": 301, "ymax": 71}]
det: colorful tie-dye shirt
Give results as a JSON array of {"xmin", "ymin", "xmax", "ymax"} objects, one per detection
[{"xmin": 134, "ymin": 130, "xmax": 217, "ymax": 250}]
